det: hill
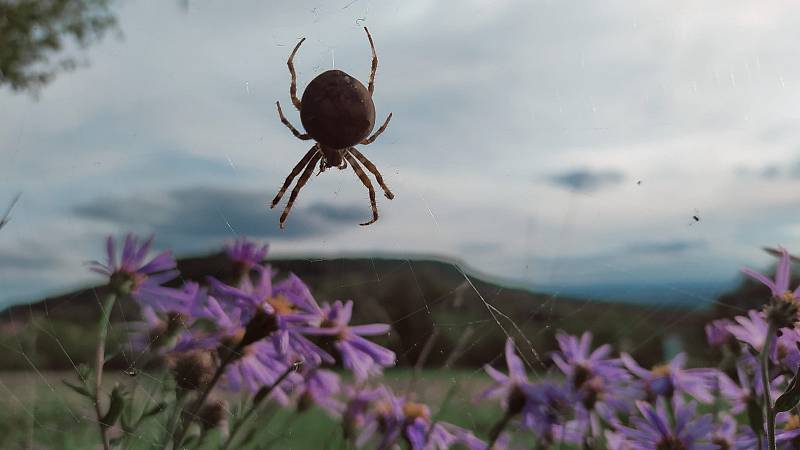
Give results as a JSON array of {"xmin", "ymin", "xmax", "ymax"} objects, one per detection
[{"xmin": 0, "ymin": 253, "xmax": 714, "ymax": 371}]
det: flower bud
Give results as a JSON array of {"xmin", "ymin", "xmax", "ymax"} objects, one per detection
[
  {"xmin": 198, "ymin": 399, "xmax": 228, "ymax": 432},
  {"xmin": 240, "ymin": 308, "xmax": 279, "ymax": 348},
  {"xmin": 766, "ymin": 294, "xmax": 799, "ymax": 329},
  {"xmin": 171, "ymin": 351, "xmax": 215, "ymax": 391}
]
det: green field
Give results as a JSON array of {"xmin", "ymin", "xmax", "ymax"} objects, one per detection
[{"xmin": 0, "ymin": 369, "xmax": 515, "ymax": 450}]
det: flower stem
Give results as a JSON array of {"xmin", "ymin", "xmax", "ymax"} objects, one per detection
[
  {"xmin": 170, "ymin": 345, "xmax": 241, "ymax": 450},
  {"xmin": 94, "ymin": 291, "xmax": 117, "ymax": 450},
  {"xmin": 219, "ymin": 364, "xmax": 297, "ymax": 450},
  {"xmin": 761, "ymin": 323, "xmax": 777, "ymax": 450},
  {"xmin": 487, "ymin": 411, "xmax": 513, "ymax": 449}
]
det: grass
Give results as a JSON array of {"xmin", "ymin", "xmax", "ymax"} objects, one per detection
[{"xmin": 0, "ymin": 368, "xmax": 508, "ymax": 450}]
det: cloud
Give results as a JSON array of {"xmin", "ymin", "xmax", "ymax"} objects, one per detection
[
  {"xmin": 626, "ymin": 240, "xmax": 708, "ymax": 255},
  {"xmin": 548, "ymin": 169, "xmax": 625, "ymax": 193},
  {"xmin": 73, "ymin": 186, "xmax": 366, "ymax": 250},
  {"xmin": 0, "ymin": 250, "xmax": 58, "ymax": 270}
]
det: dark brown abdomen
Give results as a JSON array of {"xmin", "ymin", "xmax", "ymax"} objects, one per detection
[{"xmin": 300, "ymin": 70, "xmax": 375, "ymax": 149}]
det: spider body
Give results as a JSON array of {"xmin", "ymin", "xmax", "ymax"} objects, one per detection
[
  {"xmin": 300, "ymin": 69, "xmax": 376, "ymax": 150},
  {"xmin": 272, "ymin": 28, "xmax": 394, "ymax": 228}
]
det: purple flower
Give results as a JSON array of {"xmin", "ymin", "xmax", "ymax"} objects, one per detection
[
  {"xmin": 90, "ymin": 233, "xmax": 184, "ymax": 311},
  {"xmin": 615, "ymin": 397, "xmax": 714, "ymax": 450},
  {"xmin": 208, "ymin": 266, "xmax": 332, "ymax": 365},
  {"xmin": 481, "ymin": 338, "xmax": 530, "ymax": 415},
  {"xmin": 355, "ymin": 387, "xmax": 485, "ymax": 450},
  {"xmin": 621, "ymin": 352, "xmax": 718, "ymax": 403},
  {"xmin": 605, "ymin": 431, "xmax": 634, "ymax": 450},
  {"xmin": 742, "ymin": 246, "xmax": 800, "ymax": 298},
  {"xmin": 551, "ymin": 332, "xmax": 628, "ymax": 387},
  {"xmin": 521, "ymin": 382, "xmax": 571, "ymax": 446},
  {"xmin": 225, "ymin": 237, "xmax": 268, "ymax": 274},
  {"xmin": 705, "ymin": 319, "xmax": 735, "ymax": 348},
  {"xmin": 342, "ymin": 387, "xmax": 384, "ymax": 444},
  {"xmin": 222, "ymin": 339, "xmax": 301, "ymax": 403},
  {"xmin": 727, "ymin": 310, "xmax": 769, "ymax": 352},
  {"xmin": 301, "ymin": 300, "xmax": 395, "ymax": 381},
  {"xmin": 727, "ymin": 310, "xmax": 800, "ymax": 370},
  {"xmin": 296, "ymin": 368, "xmax": 343, "ymax": 415},
  {"xmin": 551, "ymin": 331, "xmax": 635, "ymax": 419},
  {"xmin": 711, "ymin": 414, "xmax": 757, "ymax": 450},
  {"xmin": 404, "ymin": 415, "xmax": 486, "ymax": 450},
  {"xmin": 129, "ymin": 306, "xmax": 187, "ymax": 353}
]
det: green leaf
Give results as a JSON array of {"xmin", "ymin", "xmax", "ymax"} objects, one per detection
[
  {"xmin": 776, "ymin": 369, "xmax": 800, "ymax": 412},
  {"xmin": 75, "ymin": 363, "xmax": 92, "ymax": 382},
  {"xmin": 62, "ymin": 379, "xmax": 92, "ymax": 398},
  {"xmin": 142, "ymin": 402, "xmax": 167, "ymax": 418},
  {"xmin": 101, "ymin": 384, "xmax": 126, "ymax": 428}
]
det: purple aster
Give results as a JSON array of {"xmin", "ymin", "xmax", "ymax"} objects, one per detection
[
  {"xmin": 225, "ymin": 237, "xmax": 269, "ymax": 275},
  {"xmin": 743, "ymin": 246, "xmax": 800, "ymax": 298},
  {"xmin": 605, "ymin": 431, "xmax": 634, "ymax": 450},
  {"xmin": 550, "ymin": 331, "xmax": 636, "ymax": 424},
  {"xmin": 551, "ymin": 332, "xmax": 629, "ymax": 388},
  {"xmin": 174, "ymin": 289, "xmax": 302, "ymax": 400},
  {"xmin": 777, "ymin": 327, "xmax": 800, "ymax": 373},
  {"xmin": 222, "ymin": 339, "xmax": 302, "ymax": 403},
  {"xmin": 727, "ymin": 310, "xmax": 769, "ymax": 352},
  {"xmin": 342, "ymin": 386, "xmax": 385, "ymax": 444},
  {"xmin": 355, "ymin": 387, "xmax": 485, "ymax": 450},
  {"xmin": 89, "ymin": 233, "xmax": 184, "ymax": 311},
  {"xmin": 718, "ymin": 361, "xmax": 758, "ymax": 415},
  {"xmin": 296, "ymin": 367, "xmax": 343, "ymax": 415},
  {"xmin": 739, "ymin": 414, "xmax": 800, "ymax": 449},
  {"xmin": 711, "ymin": 414, "xmax": 759, "ymax": 450},
  {"xmin": 705, "ymin": 319, "xmax": 735, "ymax": 348},
  {"xmin": 301, "ymin": 300, "xmax": 395, "ymax": 381},
  {"xmin": 615, "ymin": 397, "xmax": 715, "ymax": 450},
  {"xmin": 621, "ymin": 352, "xmax": 718, "ymax": 403},
  {"xmin": 727, "ymin": 310, "xmax": 800, "ymax": 370},
  {"xmin": 404, "ymin": 414, "xmax": 486, "ymax": 450},
  {"xmin": 128, "ymin": 306, "xmax": 188, "ymax": 353},
  {"xmin": 520, "ymin": 382, "xmax": 571, "ymax": 446},
  {"xmin": 208, "ymin": 266, "xmax": 332, "ymax": 365},
  {"xmin": 480, "ymin": 338, "xmax": 530, "ymax": 415}
]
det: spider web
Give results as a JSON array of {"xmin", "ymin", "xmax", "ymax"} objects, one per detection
[{"xmin": 0, "ymin": 0, "xmax": 793, "ymax": 449}]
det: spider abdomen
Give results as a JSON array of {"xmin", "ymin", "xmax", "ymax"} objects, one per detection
[{"xmin": 300, "ymin": 69, "xmax": 376, "ymax": 149}]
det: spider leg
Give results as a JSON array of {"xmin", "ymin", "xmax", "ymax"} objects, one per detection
[
  {"xmin": 287, "ymin": 37, "xmax": 306, "ymax": 110},
  {"xmin": 280, "ymin": 152, "xmax": 323, "ymax": 229},
  {"xmin": 271, "ymin": 144, "xmax": 320, "ymax": 208},
  {"xmin": 361, "ymin": 113, "xmax": 392, "ymax": 145},
  {"xmin": 364, "ymin": 27, "xmax": 378, "ymax": 94},
  {"xmin": 345, "ymin": 153, "xmax": 379, "ymax": 226},
  {"xmin": 316, "ymin": 156, "xmax": 327, "ymax": 176},
  {"xmin": 348, "ymin": 148, "xmax": 394, "ymax": 199},
  {"xmin": 276, "ymin": 101, "xmax": 311, "ymax": 140}
]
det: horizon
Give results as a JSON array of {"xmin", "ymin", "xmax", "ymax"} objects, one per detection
[{"xmin": 0, "ymin": 246, "xmax": 740, "ymax": 309}]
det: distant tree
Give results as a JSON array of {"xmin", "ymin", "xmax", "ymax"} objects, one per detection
[{"xmin": 0, "ymin": 0, "xmax": 117, "ymax": 93}]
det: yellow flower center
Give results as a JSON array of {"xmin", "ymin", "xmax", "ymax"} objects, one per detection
[
  {"xmin": 785, "ymin": 414, "xmax": 800, "ymax": 431},
  {"xmin": 403, "ymin": 401, "xmax": 430, "ymax": 420},
  {"xmin": 652, "ymin": 364, "xmax": 671, "ymax": 377},
  {"xmin": 780, "ymin": 291, "xmax": 798, "ymax": 302},
  {"xmin": 266, "ymin": 295, "xmax": 296, "ymax": 315}
]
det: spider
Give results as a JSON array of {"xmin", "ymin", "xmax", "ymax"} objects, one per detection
[{"xmin": 271, "ymin": 27, "xmax": 394, "ymax": 229}]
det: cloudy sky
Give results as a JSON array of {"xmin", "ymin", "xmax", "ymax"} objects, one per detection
[{"xmin": 2, "ymin": 0, "xmax": 800, "ymax": 307}]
